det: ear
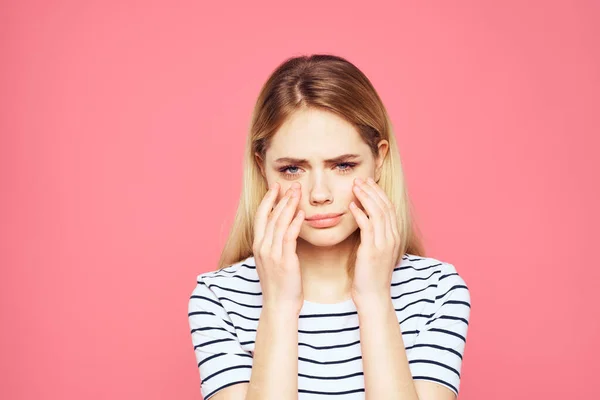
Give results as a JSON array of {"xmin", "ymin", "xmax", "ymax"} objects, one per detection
[
  {"xmin": 374, "ymin": 140, "xmax": 389, "ymax": 182},
  {"xmin": 255, "ymin": 152, "xmax": 266, "ymax": 178}
]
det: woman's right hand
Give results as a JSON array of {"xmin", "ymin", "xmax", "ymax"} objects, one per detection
[{"xmin": 253, "ymin": 181, "xmax": 305, "ymax": 315}]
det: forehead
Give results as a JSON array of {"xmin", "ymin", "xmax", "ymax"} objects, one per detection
[{"xmin": 267, "ymin": 108, "xmax": 367, "ymax": 159}]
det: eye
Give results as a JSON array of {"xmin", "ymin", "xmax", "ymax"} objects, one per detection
[
  {"xmin": 337, "ymin": 162, "xmax": 357, "ymax": 174},
  {"xmin": 278, "ymin": 165, "xmax": 302, "ymax": 178},
  {"xmin": 277, "ymin": 162, "xmax": 358, "ymax": 179}
]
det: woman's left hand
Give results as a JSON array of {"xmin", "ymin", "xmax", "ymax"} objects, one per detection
[{"xmin": 348, "ymin": 177, "xmax": 402, "ymax": 303}]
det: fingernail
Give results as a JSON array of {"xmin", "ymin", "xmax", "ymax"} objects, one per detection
[{"xmin": 367, "ymin": 177, "xmax": 375, "ymax": 184}]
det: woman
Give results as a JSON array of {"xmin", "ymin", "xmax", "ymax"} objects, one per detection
[{"xmin": 188, "ymin": 54, "xmax": 471, "ymax": 400}]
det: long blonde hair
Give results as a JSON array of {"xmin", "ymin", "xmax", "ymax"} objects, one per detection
[{"xmin": 216, "ymin": 54, "xmax": 426, "ymax": 276}]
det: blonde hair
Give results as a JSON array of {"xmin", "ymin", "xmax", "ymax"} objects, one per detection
[{"xmin": 216, "ymin": 54, "xmax": 426, "ymax": 275}]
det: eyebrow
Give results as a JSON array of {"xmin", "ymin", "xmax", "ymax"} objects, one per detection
[{"xmin": 274, "ymin": 154, "xmax": 361, "ymax": 165}]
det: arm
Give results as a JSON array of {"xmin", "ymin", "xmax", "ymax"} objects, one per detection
[
  {"xmin": 194, "ymin": 182, "xmax": 306, "ymax": 400},
  {"xmin": 355, "ymin": 295, "xmax": 421, "ymax": 400},
  {"xmin": 189, "ymin": 283, "xmax": 300, "ymax": 400},
  {"xmin": 210, "ymin": 308, "xmax": 299, "ymax": 400},
  {"xmin": 355, "ymin": 272, "xmax": 470, "ymax": 400},
  {"xmin": 347, "ymin": 178, "xmax": 469, "ymax": 399},
  {"xmin": 243, "ymin": 307, "xmax": 299, "ymax": 400}
]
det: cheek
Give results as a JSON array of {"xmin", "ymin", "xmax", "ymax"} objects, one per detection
[
  {"xmin": 346, "ymin": 185, "xmax": 359, "ymax": 201},
  {"xmin": 272, "ymin": 184, "xmax": 291, "ymax": 202},
  {"xmin": 348, "ymin": 187, "xmax": 366, "ymax": 210}
]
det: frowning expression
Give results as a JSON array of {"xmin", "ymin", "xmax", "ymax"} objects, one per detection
[{"xmin": 256, "ymin": 107, "xmax": 387, "ymax": 247}]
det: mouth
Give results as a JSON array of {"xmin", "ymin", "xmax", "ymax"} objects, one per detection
[{"xmin": 304, "ymin": 213, "xmax": 344, "ymax": 228}]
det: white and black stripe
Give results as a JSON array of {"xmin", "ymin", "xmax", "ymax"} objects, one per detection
[{"xmin": 188, "ymin": 253, "xmax": 471, "ymax": 399}]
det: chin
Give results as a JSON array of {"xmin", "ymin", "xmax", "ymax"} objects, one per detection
[{"xmin": 298, "ymin": 225, "xmax": 358, "ymax": 247}]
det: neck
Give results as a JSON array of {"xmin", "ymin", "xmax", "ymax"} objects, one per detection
[{"xmin": 295, "ymin": 231, "xmax": 359, "ymax": 304}]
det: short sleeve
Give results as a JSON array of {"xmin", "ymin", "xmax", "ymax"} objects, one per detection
[
  {"xmin": 407, "ymin": 263, "xmax": 471, "ymax": 396},
  {"xmin": 188, "ymin": 277, "xmax": 253, "ymax": 399}
]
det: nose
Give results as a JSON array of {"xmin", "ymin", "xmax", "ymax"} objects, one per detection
[{"xmin": 308, "ymin": 173, "xmax": 332, "ymax": 206}]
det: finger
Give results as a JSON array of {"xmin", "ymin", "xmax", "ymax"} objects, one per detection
[
  {"xmin": 388, "ymin": 202, "xmax": 401, "ymax": 247},
  {"xmin": 282, "ymin": 208, "xmax": 305, "ymax": 261},
  {"xmin": 263, "ymin": 189, "xmax": 292, "ymax": 251},
  {"xmin": 365, "ymin": 177, "xmax": 393, "ymax": 209},
  {"xmin": 254, "ymin": 182, "xmax": 280, "ymax": 245},
  {"xmin": 366, "ymin": 178, "xmax": 402, "ymax": 261},
  {"xmin": 358, "ymin": 179, "xmax": 391, "ymax": 237},
  {"xmin": 272, "ymin": 185, "xmax": 302, "ymax": 256},
  {"xmin": 391, "ymin": 203, "xmax": 402, "ymax": 262},
  {"xmin": 353, "ymin": 179, "xmax": 386, "ymax": 247},
  {"xmin": 349, "ymin": 201, "xmax": 373, "ymax": 245},
  {"xmin": 365, "ymin": 177, "xmax": 396, "ymax": 242}
]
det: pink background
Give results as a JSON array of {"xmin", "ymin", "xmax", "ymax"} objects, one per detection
[{"xmin": 1, "ymin": 1, "xmax": 598, "ymax": 399}]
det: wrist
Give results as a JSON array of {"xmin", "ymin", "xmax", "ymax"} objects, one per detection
[
  {"xmin": 352, "ymin": 292, "xmax": 392, "ymax": 314},
  {"xmin": 262, "ymin": 302, "xmax": 302, "ymax": 319}
]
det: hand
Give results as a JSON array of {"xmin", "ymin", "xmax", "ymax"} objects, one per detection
[
  {"xmin": 253, "ymin": 181, "xmax": 305, "ymax": 315},
  {"xmin": 348, "ymin": 177, "xmax": 402, "ymax": 302}
]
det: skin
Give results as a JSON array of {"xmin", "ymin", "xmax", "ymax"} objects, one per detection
[
  {"xmin": 212, "ymin": 108, "xmax": 457, "ymax": 400},
  {"xmin": 255, "ymin": 107, "xmax": 388, "ymax": 304}
]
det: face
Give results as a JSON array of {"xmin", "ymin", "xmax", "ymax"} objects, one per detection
[{"xmin": 256, "ymin": 108, "xmax": 388, "ymax": 247}]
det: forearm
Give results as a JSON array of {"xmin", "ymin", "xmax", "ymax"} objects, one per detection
[
  {"xmin": 245, "ymin": 308, "xmax": 299, "ymax": 400},
  {"xmin": 355, "ymin": 295, "xmax": 419, "ymax": 400}
]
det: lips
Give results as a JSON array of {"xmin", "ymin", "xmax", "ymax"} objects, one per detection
[
  {"xmin": 305, "ymin": 213, "xmax": 343, "ymax": 221},
  {"xmin": 304, "ymin": 213, "xmax": 344, "ymax": 228}
]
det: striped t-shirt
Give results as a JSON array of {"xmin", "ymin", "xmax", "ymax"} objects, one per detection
[{"xmin": 188, "ymin": 253, "xmax": 471, "ymax": 399}]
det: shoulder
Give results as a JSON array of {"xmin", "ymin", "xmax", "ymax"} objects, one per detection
[
  {"xmin": 195, "ymin": 256, "xmax": 259, "ymax": 288},
  {"xmin": 393, "ymin": 253, "xmax": 471, "ymax": 306},
  {"xmin": 187, "ymin": 258, "xmax": 257, "ymax": 400},
  {"xmin": 189, "ymin": 255, "xmax": 261, "ymax": 315},
  {"xmin": 400, "ymin": 254, "xmax": 472, "ymax": 396}
]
